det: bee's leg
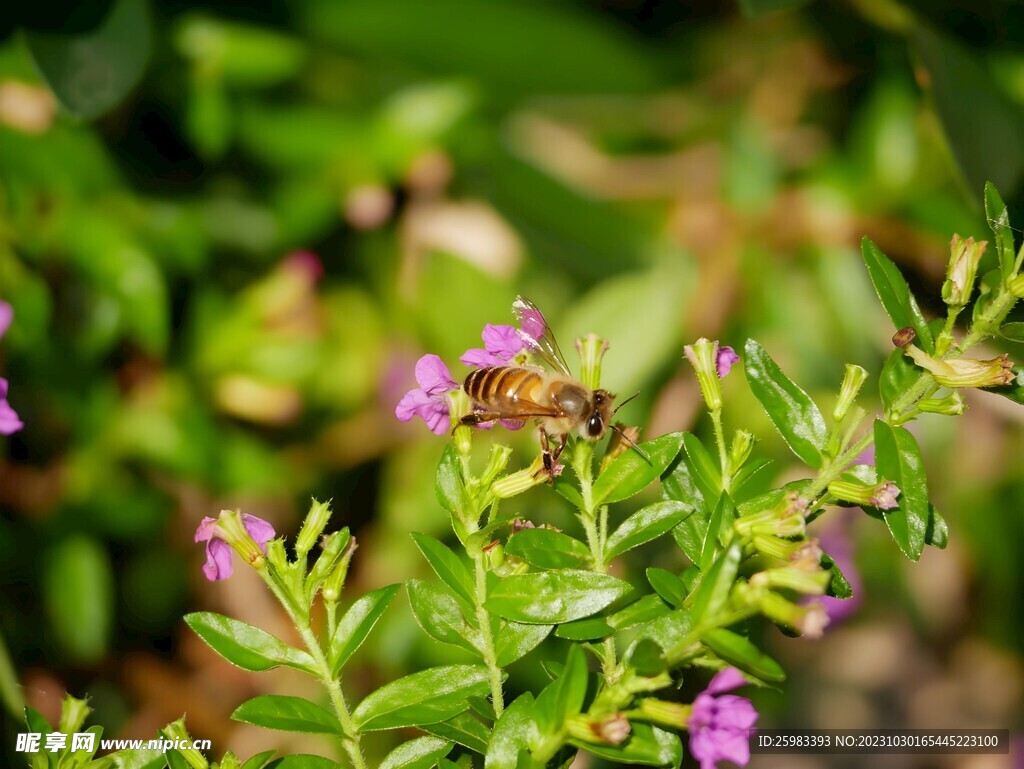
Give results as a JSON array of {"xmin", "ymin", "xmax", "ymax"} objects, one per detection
[
  {"xmin": 551, "ymin": 436, "xmax": 567, "ymax": 462},
  {"xmin": 458, "ymin": 411, "xmax": 502, "ymax": 430},
  {"xmin": 537, "ymin": 428, "xmax": 562, "ymax": 480}
]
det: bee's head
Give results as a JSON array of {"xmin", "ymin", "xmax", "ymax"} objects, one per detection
[{"xmin": 582, "ymin": 389, "xmax": 615, "ymax": 440}]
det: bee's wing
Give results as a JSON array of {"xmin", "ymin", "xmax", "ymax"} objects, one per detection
[{"xmin": 513, "ymin": 296, "xmax": 572, "ymax": 377}]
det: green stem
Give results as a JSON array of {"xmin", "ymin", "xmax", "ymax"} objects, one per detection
[
  {"xmin": 710, "ymin": 408, "xmax": 731, "ymax": 491},
  {"xmin": 471, "ymin": 551, "xmax": 505, "ymax": 718}
]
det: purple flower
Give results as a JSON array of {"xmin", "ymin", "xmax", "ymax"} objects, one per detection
[
  {"xmin": 688, "ymin": 668, "xmax": 758, "ymax": 769},
  {"xmin": 716, "ymin": 346, "xmax": 739, "ymax": 378},
  {"xmin": 460, "ymin": 324, "xmax": 527, "ymax": 368},
  {"xmin": 396, "ymin": 354, "xmax": 459, "ymax": 435},
  {"xmin": 0, "ymin": 301, "xmax": 11, "ymax": 339},
  {"xmin": 815, "ymin": 519, "xmax": 863, "ymax": 625},
  {"xmin": 195, "ymin": 513, "xmax": 276, "ymax": 581},
  {"xmin": 0, "ymin": 379, "xmax": 22, "ymax": 435}
]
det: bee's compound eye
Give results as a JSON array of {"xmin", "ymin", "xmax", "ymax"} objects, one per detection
[{"xmin": 587, "ymin": 414, "xmax": 603, "ymax": 437}]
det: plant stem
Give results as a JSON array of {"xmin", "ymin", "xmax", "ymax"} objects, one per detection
[
  {"xmin": 471, "ymin": 551, "xmax": 505, "ymax": 718},
  {"xmin": 710, "ymin": 408, "xmax": 731, "ymax": 491}
]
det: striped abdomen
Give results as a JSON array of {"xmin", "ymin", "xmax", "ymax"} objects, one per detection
[{"xmin": 464, "ymin": 366, "xmax": 545, "ymax": 413}]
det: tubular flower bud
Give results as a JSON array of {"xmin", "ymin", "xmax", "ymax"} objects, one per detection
[
  {"xmin": 749, "ymin": 565, "xmax": 831, "ymax": 595},
  {"xmin": 833, "ymin": 364, "xmax": 868, "ymax": 422},
  {"xmin": 323, "ymin": 535, "xmax": 358, "ymax": 603},
  {"xmin": 734, "ymin": 493, "xmax": 807, "ymax": 539},
  {"xmin": 828, "ymin": 479, "xmax": 901, "ymax": 511},
  {"xmin": 942, "ymin": 235, "xmax": 986, "ymax": 308},
  {"xmin": 904, "ymin": 345, "xmax": 1015, "ymax": 388},
  {"xmin": 757, "ymin": 591, "xmax": 831, "ymax": 638},
  {"xmin": 684, "ymin": 338, "xmax": 735, "ymax": 411},
  {"xmin": 567, "ymin": 713, "xmax": 631, "ymax": 745},
  {"xmin": 295, "ymin": 499, "xmax": 333, "ymax": 558},
  {"xmin": 638, "ymin": 699, "xmax": 693, "ymax": 729},
  {"xmin": 730, "ymin": 430, "xmax": 755, "ymax": 470},
  {"xmin": 916, "ymin": 393, "xmax": 965, "ymax": 416},
  {"xmin": 576, "ymin": 333, "xmax": 610, "ymax": 390},
  {"xmin": 492, "ymin": 456, "xmax": 560, "ymax": 497}
]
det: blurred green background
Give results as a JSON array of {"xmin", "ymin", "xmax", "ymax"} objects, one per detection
[{"xmin": 1, "ymin": 0, "xmax": 1022, "ymax": 766}]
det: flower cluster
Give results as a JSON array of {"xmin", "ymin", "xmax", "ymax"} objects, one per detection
[
  {"xmin": 0, "ymin": 301, "xmax": 23, "ymax": 435},
  {"xmin": 688, "ymin": 669, "xmax": 759, "ymax": 769}
]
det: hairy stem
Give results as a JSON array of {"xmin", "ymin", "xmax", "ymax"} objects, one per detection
[
  {"xmin": 471, "ymin": 551, "xmax": 505, "ymax": 718},
  {"xmin": 710, "ymin": 407, "xmax": 731, "ymax": 491}
]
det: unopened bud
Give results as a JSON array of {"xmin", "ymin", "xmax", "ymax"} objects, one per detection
[
  {"xmin": 576, "ymin": 334, "xmax": 610, "ymax": 390},
  {"xmin": 684, "ymin": 338, "xmax": 724, "ymax": 411},
  {"xmin": 942, "ymin": 235, "xmax": 986, "ymax": 307},
  {"xmin": 904, "ymin": 345, "xmax": 1015, "ymax": 388},
  {"xmin": 637, "ymin": 699, "xmax": 691, "ymax": 729},
  {"xmin": 323, "ymin": 535, "xmax": 358, "ymax": 603},
  {"xmin": 828, "ymin": 479, "xmax": 901, "ymax": 510},
  {"xmin": 833, "ymin": 364, "xmax": 868, "ymax": 422},
  {"xmin": 296, "ymin": 499, "xmax": 333, "ymax": 558},
  {"xmin": 492, "ymin": 457, "xmax": 553, "ymax": 497},
  {"xmin": 730, "ymin": 430, "xmax": 755, "ymax": 469},
  {"xmin": 566, "ymin": 713, "xmax": 631, "ymax": 745},
  {"xmin": 916, "ymin": 393, "xmax": 965, "ymax": 416},
  {"xmin": 750, "ymin": 565, "xmax": 830, "ymax": 595},
  {"xmin": 1008, "ymin": 273, "xmax": 1024, "ymax": 298}
]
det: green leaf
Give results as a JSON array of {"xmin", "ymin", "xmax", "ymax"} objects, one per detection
[
  {"xmin": 44, "ymin": 536, "xmax": 113, "ymax": 664},
  {"xmin": 494, "ymin": 622, "xmax": 553, "ymax": 666},
  {"xmin": 422, "ymin": 713, "xmax": 491, "ymax": 755},
  {"xmin": 688, "ymin": 544, "xmax": 741, "ymax": 620},
  {"xmin": 104, "ymin": 748, "xmax": 166, "ymax": 769},
  {"xmin": 925, "ymin": 505, "xmax": 949, "ymax": 549},
  {"xmin": 264, "ymin": 757, "xmax": 339, "ymax": 769},
  {"xmin": 25, "ymin": 0, "xmax": 152, "ymax": 119},
  {"xmin": 664, "ymin": 456, "xmax": 711, "ymax": 565},
  {"xmin": 608, "ymin": 594, "xmax": 671, "ymax": 629},
  {"xmin": 873, "ymin": 421, "xmax": 929, "ymax": 560},
  {"xmin": 743, "ymin": 340, "xmax": 828, "ymax": 467},
  {"xmin": 353, "ymin": 665, "xmax": 490, "ymax": 731},
  {"xmin": 628, "ymin": 638, "xmax": 667, "ymax": 676},
  {"xmin": 860, "ymin": 239, "xmax": 935, "ymax": 353},
  {"xmin": 738, "ymin": 0, "xmax": 808, "ymax": 16},
  {"xmin": 915, "ymin": 28, "xmax": 1024, "ymax": 203},
  {"xmin": 485, "ymin": 693, "xmax": 536, "ymax": 769},
  {"xmin": 999, "ymin": 323, "xmax": 1024, "ymax": 342},
  {"xmin": 185, "ymin": 613, "xmax": 315, "ymax": 674},
  {"xmin": 645, "ymin": 568, "xmax": 686, "ymax": 609},
  {"xmin": 407, "ymin": 579, "xmax": 480, "ymax": 655},
  {"xmin": 699, "ymin": 493, "xmax": 734, "ymax": 571},
  {"xmin": 605, "ymin": 501, "xmax": 691, "ymax": 560},
  {"xmin": 553, "ymin": 479, "xmax": 586, "ymax": 510},
  {"xmin": 985, "ymin": 182, "xmax": 1018, "ymax": 284},
  {"xmin": 571, "ymin": 723, "xmax": 681, "ymax": 767},
  {"xmin": 232, "ymin": 695, "xmax": 340, "ymax": 735},
  {"xmin": 485, "ymin": 570, "xmax": 633, "ymax": 624},
  {"xmin": 435, "ymin": 445, "xmax": 467, "ymax": 517},
  {"xmin": 681, "ymin": 433, "xmax": 721, "ymax": 501},
  {"xmin": 411, "ymin": 533, "xmax": 476, "ymax": 613},
  {"xmin": 330, "ymin": 584, "xmax": 401, "ymax": 674},
  {"xmin": 880, "ymin": 347, "xmax": 923, "ymax": 411},
  {"xmin": 534, "ymin": 646, "xmax": 587, "ymax": 734},
  {"xmin": 703, "ymin": 629, "xmax": 786, "ymax": 683},
  {"xmin": 821, "ymin": 551, "xmax": 852, "ymax": 599},
  {"xmin": 241, "ymin": 750, "xmax": 277, "ymax": 769},
  {"xmin": 505, "ymin": 528, "xmax": 590, "ymax": 569},
  {"xmin": 555, "ymin": 617, "xmax": 613, "ymax": 641},
  {"xmin": 591, "ymin": 432, "xmax": 685, "ymax": 506},
  {"xmin": 380, "ymin": 736, "xmax": 452, "ymax": 769}
]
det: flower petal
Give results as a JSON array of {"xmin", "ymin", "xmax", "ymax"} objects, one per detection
[
  {"xmin": 460, "ymin": 348, "xmax": 505, "ymax": 368},
  {"xmin": 706, "ymin": 667, "xmax": 747, "ymax": 695},
  {"xmin": 0, "ymin": 301, "xmax": 11, "ymax": 340},
  {"xmin": 420, "ymin": 399, "xmax": 451, "ymax": 435},
  {"xmin": 396, "ymin": 388, "xmax": 433, "ymax": 422},
  {"xmin": 203, "ymin": 538, "xmax": 235, "ymax": 581},
  {"xmin": 194, "ymin": 516, "xmax": 220, "ymax": 543},
  {"xmin": 716, "ymin": 346, "xmax": 740, "ymax": 378},
  {"xmin": 415, "ymin": 354, "xmax": 457, "ymax": 395},
  {"xmin": 242, "ymin": 514, "xmax": 276, "ymax": 550},
  {"xmin": 713, "ymin": 695, "xmax": 759, "ymax": 730},
  {"xmin": 481, "ymin": 324, "xmax": 525, "ymax": 360},
  {"xmin": 0, "ymin": 398, "xmax": 22, "ymax": 435}
]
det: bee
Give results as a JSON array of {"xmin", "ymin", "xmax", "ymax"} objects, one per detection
[{"xmin": 460, "ymin": 296, "xmax": 642, "ymax": 473}]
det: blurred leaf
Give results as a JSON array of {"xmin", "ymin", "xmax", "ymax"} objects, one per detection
[
  {"xmin": 570, "ymin": 722, "xmax": 681, "ymax": 767},
  {"xmin": 628, "ymin": 637, "xmax": 667, "ymax": 676},
  {"xmin": 821, "ymin": 551, "xmax": 853, "ymax": 599},
  {"xmin": 703, "ymin": 628, "xmax": 786, "ymax": 683},
  {"xmin": 554, "ymin": 617, "xmax": 612, "ymax": 641},
  {"xmin": 232, "ymin": 695, "xmax": 340, "ymax": 735},
  {"xmin": 880, "ymin": 347, "xmax": 922, "ymax": 411},
  {"xmin": 411, "ymin": 532, "xmax": 475, "ymax": 613},
  {"xmin": 306, "ymin": 0, "xmax": 657, "ymax": 95},
  {"xmin": 915, "ymin": 27, "xmax": 1024, "ymax": 199},
  {"xmin": 861, "ymin": 238, "xmax": 935, "ymax": 353},
  {"xmin": 379, "ymin": 736, "xmax": 451, "ymax": 769},
  {"xmin": 25, "ymin": 0, "xmax": 151, "ymax": 119},
  {"xmin": 264, "ymin": 757, "xmax": 338, "ymax": 769},
  {"xmin": 185, "ymin": 613, "xmax": 316, "ymax": 674},
  {"xmin": 873, "ymin": 421, "xmax": 928, "ymax": 560},
  {"xmin": 688, "ymin": 544, "xmax": 741, "ymax": 620},
  {"xmin": 591, "ymin": 432, "xmax": 685, "ymax": 506},
  {"xmin": 505, "ymin": 528, "xmax": 590, "ymax": 569},
  {"xmin": 485, "ymin": 570, "xmax": 633, "ymax": 623},
  {"xmin": 330, "ymin": 584, "xmax": 401, "ymax": 674},
  {"xmin": 737, "ymin": 0, "xmax": 809, "ymax": 16},
  {"xmin": 407, "ymin": 579, "xmax": 480, "ymax": 655},
  {"xmin": 608, "ymin": 594, "xmax": 670, "ymax": 629},
  {"xmin": 744, "ymin": 339, "xmax": 828, "ymax": 467},
  {"xmin": 926, "ymin": 504, "xmax": 949, "ymax": 549},
  {"xmin": 44, "ymin": 536, "xmax": 113, "ymax": 663},
  {"xmin": 605, "ymin": 501, "xmax": 690, "ymax": 559},
  {"xmin": 494, "ymin": 622, "xmax": 552, "ymax": 666},
  {"xmin": 985, "ymin": 182, "xmax": 1018, "ymax": 284},
  {"xmin": 534, "ymin": 646, "xmax": 587, "ymax": 734},
  {"xmin": 353, "ymin": 665, "xmax": 490, "ymax": 731},
  {"xmin": 240, "ymin": 751, "xmax": 277, "ymax": 769},
  {"xmin": 422, "ymin": 713, "xmax": 491, "ymax": 755},
  {"xmin": 485, "ymin": 692, "xmax": 536, "ymax": 769},
  {"xmin": 645, "ymin": 568, "xmax": 686, "ymax": 609},
  {"xmin": 185, "ymin": 76, "xmax": 231, "ymax": 160},
  {"xmin": 175, "ymin": 15, "xmax": 305, "ymax": 88},
  {"xmin": 0, "ymin": 630, "xmax": 24, "ymax": 716},
  {"xmin": 1000, "ymin": 323, "xmax": 1024, "ymax": 342}
]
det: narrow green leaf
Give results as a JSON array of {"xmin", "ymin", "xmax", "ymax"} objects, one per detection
[
  {"xmin": 999, "ymin": 322, "xmax": 1024, "ymax": 342},
  {"xmin": 484, "ymin": 693, "xmax": 536, "ymax": 769},
  {"xmin": 553, "ymin": 479, "xmax": 586, "ymax": 510},
  {"xmin": 703, "ymin": 629, "xmax": 786, "ymax": 683},
  {"xmin": 494, "ymin": 622, "xmax": 553, "ymax": 666},
  {"xmin": 591, "ymin": 432, "xmax": 685, "ymax": 506},
  {"xmin": 535, "ymin": 646, "xmax": 587, "ymax": 735},
  {"xmin": 688, "ymin": 544, "xmax": 741, "ymax": 620},
  {"xmin": 411, "ymin": 533, "xmax": 475, "ymax": 613},
  {"xmin": 821, "ymin": 551, "xmax": 852, "ymax": 599},
  {"xmin": 880, "ymin": 347, "xmax": 923, "ymax": 411},
  {"xmin": 505, "ymin": 528, "xmax": 590, "ymax": 569},
  {"xmin": 873, "ymin": 421, "xmax": 929, "ymax": 560},
  {"xmin": 241, "ymin": 750, "xmax": 277, "ymax": 769},
  {"xmin": 699, "ymin": 493, "xmax": 733, "ymax": 571},
  {"xmin": 407, "ymin": 580, "xmax": 480, "ymax": 655},
  {"xmin": 608, "ymin": 594, "xmax": 670, "ymax": 629},
  {"xmin": 628, "ymin": 638, "xmax": 667, "ymax": 676},
  {"xmin": 925, "ymin": 505, "xmax": 949, "ymax": 549},
  {"xmin": 985, "ymin": 182, "xmax": 1017, "ymax": 283},
  {"xmin": 380, "ymin": 736, "xmax": 452, "ymax": 769},
  {"xmin": 232, "ymin": 695, "xmax": 340, "ymax": 735},
  {"xmin": 861, "ymin": 238, "xmax": 935, "ymax": 352},
  {"xmin": 422, "ymin": 713, "xmax": 491, "ymax": 755},
  {"xmin": 554, "ymin": 617, "xmax": 612, "ymax": 641},
  {"xmin": 645, "ymin": 568, "xmax": 686, "ymax": 609},
  {"xmin": 485, "ymin": 570, "xmax": 633, "ymax": 624},
  {"xmin": 681, "ymin": 433, "xmax": 722, "ymax": 500},
  {"xmin": 185, "ymin": 613, "xmax": 315, "ymax": 674},
  {"xmin": 331, "ymin": 584, "xmax": 401, "ymax": 674},
  {"xmin": 605, "ymin": 501, "xmax": 690, "ymax": 560},
  {"xmin": 571, "ymin": 723, "xmax": 681, "ymax": 766},
  {"xmin": 743, "ymin": 340, "xmax": 828, "ymax": 467},
  {"xmin": 435, "ymin": 445, "xmax": 467, "ymax": 516},
  {"xmin": 731, "ymin": 457, "xmax": 774, "ymax": 502},
  {"xmin": 353, "ymin": 665, "xmax": 489, "ymax": 731},
  {"xmin": 264, "ymin": 757, "xmax": 339, "ymax": 769}
]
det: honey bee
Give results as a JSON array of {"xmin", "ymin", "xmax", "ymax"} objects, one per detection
[{"xmin": 460, "ymin": 296, "xmax": 642, "ymax": 472}]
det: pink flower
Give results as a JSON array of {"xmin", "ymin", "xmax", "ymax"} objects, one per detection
[
  {"xmin": 460, "ymin": 324, "xmax": 526, "ymax": 368},
  {"xmin": 0, "ymin": 301, "xmax": 11, "ymax": 339},
  {"xmin": 716, "ymin": 346, "xmax": 739, "ymax": 378},
  {"xmin": 194, "ymin": 513, "xmax": 276, "ymax": 581},
  {"xmin": 395, "ymin": 354, "xmax": 459, "ymax": 435},
  {"xmin": 0, "ymin": 378, "xmax": 22, "ymax": 435},
  {"xmin": 688, "ymin": 668, "xmax": 758, "ymax": 769}
]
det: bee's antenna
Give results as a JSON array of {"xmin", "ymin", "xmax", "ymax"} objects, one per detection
[
  {"xmin": 610, "ymin": 391, "xmax": 640, "ymax": 418},
  {"xmin": 611, "ymin": 423, "xmax": 650, "ymax": 463}
]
